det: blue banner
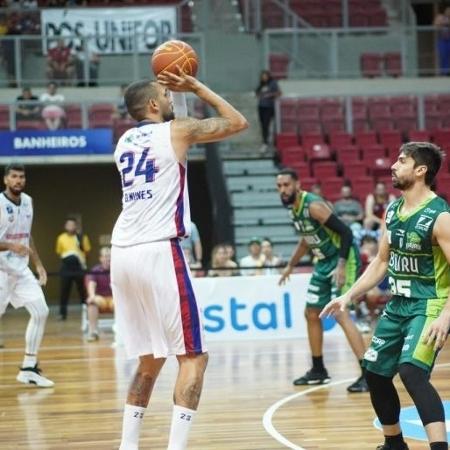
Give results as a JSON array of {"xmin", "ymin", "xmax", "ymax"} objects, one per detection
[{"xmin": 0, "ymin": 129, "xmax": 113, "ymax": 156}]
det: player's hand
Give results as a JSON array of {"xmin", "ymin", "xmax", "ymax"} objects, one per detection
[
  {"xmin": 36, "ymin": 264, "xmax": 47, "ymax": 286},
  {"xmin": 157, "ymin": 68, "xmax": 199, "ymax": 93},
  {"xmin": 278, "ymin": 264, "xmax": 293, "ymax": 286},
  {"xmin": 423, "ymin": 311, "xmax": 450, "ymax": 351},
  {"xmin": 8, "ymin": 243, "xmax": 30, "ymax": 256},
  {"xmin": 332, "ymin": 260, "xmax": 346, "ymax": 289},
  {"xmin": 319, "ymin": 294, "xmax": 351, "ymax": 318}
]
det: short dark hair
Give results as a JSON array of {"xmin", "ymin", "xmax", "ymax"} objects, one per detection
[
  {"xmin": 4, "ymin": 163, "xmax": 25, "ymax": 176},
  {"xmin": 400, "ymin": 142, "xmax": 444, "ymax": 186},
  {"xmin": 124, "ymin": 79, "xmax": 160, "ymax": 121},
  {"xmin": 277, "ymin": 167, "xmax": 298, "ymax": 180}
]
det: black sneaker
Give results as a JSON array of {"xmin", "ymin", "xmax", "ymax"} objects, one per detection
[
  {"xmin": 376, "ymin": 443, "xmax": 409, "ymax": 450},
  {"xmin": 293, "ymin": 368, "xmax": 330, "ymax": 386},
  {"xmin": 347, "ymin": 375, "xmax": 369, "ymax": 393}
]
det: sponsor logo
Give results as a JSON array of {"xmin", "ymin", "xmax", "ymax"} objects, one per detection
[
  {"xmin": 364, "ymin": 348, "xmax": 378, "ymax": 362},
  {"xmin": 13, "ymin": 135, "xmax": 87, "ymax": 150},
  {"xmin": 396, "ymin": 229, "xmax": 406, "ymax": 248},
  {"xmin": 416, "ymin": 215, "xmax": 433, "ymax": 231},
  {"xmin": 423, "ymin": 208, "xmax": 436, "ymax": 214},
  {"xmin": 6, "ymin": 206, "xmax": 13, "ymax": 214},
  {"xmin": 405, "ymin": 231, "xmax": 422, "ymax": 251},
  {"xmin": 389, "ymin": 252, "xmax": 419, "ymax": 274},
  {"xmin": 371, "ymin": 335, "xmax": 386, "ymax": 346},
  {"xmin": 402, "ymin": 344, "xmax": 410, "ymax": 351},
  {"xmin": 405, "ymin": 334, "xmax": 414, "ymax": 341},
  {"xmin": 386, "ymin": 209, "xmax": 394, "ymax": 224}
]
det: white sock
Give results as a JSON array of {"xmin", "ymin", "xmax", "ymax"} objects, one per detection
[
  {"xmin": 22, "ymin": 354, "xmax": 37, "ymax": 368},
  {"xmin": 119, "ymin": 404, "xmax": 146, "ymax": 450},
  {"xmin": 167, "ymin": 405, "xmax": 196, "ymax": 450}
]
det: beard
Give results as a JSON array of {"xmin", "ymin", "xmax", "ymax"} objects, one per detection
[
  {"xmin": 392, "ymin": 175, "xmax": 414, "ymax": 191},
  {"xmin": 162, "ymin": 110, "xmax": 175, "ymax": 122},
  {"xmin": 9, "ymin": 186, "xmax": 23, "ymax": 195},
  {"xmin": 280, "ymin": 192, "xmax": 296, "ymax": 207}
]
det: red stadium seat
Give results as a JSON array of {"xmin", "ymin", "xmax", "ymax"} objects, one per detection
[
  {"xmin": 342, "ymin": 161, "xmax": 367, "ymax": 179},
  {"xmin": 280, "ymin": 98, "xmax": 297, "ymax": 121},
  {"xmin": 299, "ymin": 121, "xmax": 322, "ymax": 134},
  {"xmin": 307, "ymin": 143, "xmax": 331, "ymax": 162},
  {"xmin": 297, "ymin": 99, "xmax": 320, "ymax": 121},
  {"xmin": 361, "ymin": 144, "xmax": 386, "ymax": 166},
  {"xmin": 433, "ymin": 128, "xmax": 450, "ymax": 149},
  {"xmin": 360, "ymin": 53, "xmax": 383, "ymax": 77},
  {"xmin": 368, "ymin": 8, "xmax": 387, "ymax": 26},
  {"xmin": 269, "ymin": 53, "xmax": 290, "ymax": 79},
  {"xmin": 329, "ymin": 131, "xmax": 353, "ymax": 149},
  {"xmin": 322, "ymin": 119, "xmax": 346, "ymax": 134},
  {"xmin": 351, "ymin": 176, "xmax": 375, "ymax": 202},
  {"xmin": 89, "ymin": 103, "xmax": 114, "ymax": 128},
  {"xmin": 289, "ymin": 161, "xmax": 311, "ymax": 179},
  {"xmin": 320, "ymin": 98, "xmax": 344, "ymax": 120},
  {"xmin": 384, "ymin": 52, "xmax": 402, "ymax": 77},
  {"xmin": 16, "ymin": 120, "xmax": 45, "ymax": 130},
  {"xmin": 276, "ymin": 132, "xmax": 299, "ymax": 150},
  {"xmin": 353, "ymin": 119, "xmax": 370, "ymax": 132},
  {"xmin": 300, "ymin": 177, "xmax": 318, "ymax": 190},
  {"xmin": 313, "ymin": 161, "xmax": 338, "ymax": 178},
  {"xmin": 355, "ymin": 130, "xmax": 378, "ymax": 148},
  {"xmin": 395, "ymin": 118, "xmax": 418, "ymax": 134},
  {"xmin": 335, "ymin": 145, "xmax": 360, "ymax": 164},
  {"xmin": 321, "ymin": 176, "xmax": 345, "ymax": 200},
  {"xmin": 0, "ymin": 105, "xmax": 10, "ymax": 130},
  {"xmin": 350, "ymin": 13, "xmax": 369, "ymax": 27},
  {"xmin": 280, "ymin": 146, "xmax": 305, "ymax": 165},
  {"xmin": 65, "ymin": 104, "xmax": 82, "ymax": 129},
  {"xmin": 301, "ymin": 132, "xmax": 325, "ymax": 150},
  {"xmin": 369, "ymin": 157, "xmax": 392, "ymax": 177},
  {"xmin": 379, "ymin": 130, "xmax": 402, "ymax": 150},
  {"xmin": 371, "ymin": 118, "xmax": 395, "ymax": 132},
  {"xmin": 408, "ymin": 130, "xmax": 430, "ymax": 142},
  {"xmin": 280, "ymin": 120, "xmax": 298, "ymax": 133},
  {"xmin": 351, "ymin": 97, "xmax": 367, "ymax": 120},
  {"xmin": 425, "ymin": 117, "xmax": 442, "ymax": 132}
]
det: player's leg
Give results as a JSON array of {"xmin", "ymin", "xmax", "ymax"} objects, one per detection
[
  {"xmin": 168, "ymin": 352, "xmax": 208, "ymax": 450},
  {"xmin": 398, "ymin": 310, "xmax": 447, "ymax": 448},
  {"xmin": 59, "ymin": 274, "xmax": 72, "ymax": 320},
  {"xmin": 86, "ymin": 295, "xmax": 101, "ymax": 341},
  {"xmin": 119, "ymin": 354, "xmax": 166, "ymax": 450},
  {"xmin": 74, "ymin": 273, "xmax": 87, "ymax": 304},
  {"xmin": 364, "ymin": 300, "xmax": 408, "ymax": 450},
  {"xmin": 13, "ymin": 269, "xmax": 53, "ymax": 387},
  {"xmin": 293, "ymin": 268, "xmax": 330, "ymax": 386}
]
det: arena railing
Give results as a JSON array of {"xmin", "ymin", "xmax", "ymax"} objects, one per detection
[{"xmin": 0, "ymin": 32, "xmax": 206, "ymax": 88}]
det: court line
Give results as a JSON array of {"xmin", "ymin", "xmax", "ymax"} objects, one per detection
[{"xmin": 263, "ymin": 363, "xmax": 450, "ymax": 449}]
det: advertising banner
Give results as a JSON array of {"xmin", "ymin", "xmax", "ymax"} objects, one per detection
[
  {"xmin": 0, "ymin": 129, "xmax": 113, "ymax": 156},
  {"xmin": 41, "ymin": 7, "xmax": 177, "ymax": 54},
  {"xmin": 193, "ymin": 274, "xmax": 343, "ymax": 341}
]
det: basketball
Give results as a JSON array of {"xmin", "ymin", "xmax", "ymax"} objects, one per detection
[{"xmin": 151, "ymin": 40, "xmax": 198, "ymax": 77}]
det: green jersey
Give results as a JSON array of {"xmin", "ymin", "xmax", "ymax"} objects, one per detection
[
  {"xmin": 385, "ymin": 195, "xmax": 450, "ymax": 300},
  {"xmin": 289, "ymin": 191, "xmax": 343, "ymax": 260}
]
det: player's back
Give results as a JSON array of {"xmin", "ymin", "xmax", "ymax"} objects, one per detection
[{"xmin": 111, "ymin": 121, "xmax": 191, "ymax": 247}]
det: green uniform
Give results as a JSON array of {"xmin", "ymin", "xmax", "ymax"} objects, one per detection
[
  {"xmin": 290, "ymin": 191, "xmax": 360, "ymax": 309},
  {"xmin": 364, "ymin": 195, "xmax": 450, "ymax": 376}
]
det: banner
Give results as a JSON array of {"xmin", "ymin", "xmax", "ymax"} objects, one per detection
[
  {"xmin": 41, "ymin": 7, "xmax": 177, "ymax": 54},
  {"xmin": 0, "ymin": 129, "xmax": 113, "ymax": 156},
  {"xmin": 193, "ymin": 274, "xmax": 344, "ymax": 341}
]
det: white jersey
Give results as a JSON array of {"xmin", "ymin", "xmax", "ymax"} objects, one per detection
[
  {"xmin": 111, "ymin": 120, "xmax": 191, "ymax": 247},
  {"xmin": 0, "ymin": 192, "xmax": 33, "ymax": 275}
]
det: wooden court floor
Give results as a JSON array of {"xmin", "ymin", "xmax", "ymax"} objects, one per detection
[{"xmin": 0, "ymin": 309, "xmax": 448, "ymax": 450}]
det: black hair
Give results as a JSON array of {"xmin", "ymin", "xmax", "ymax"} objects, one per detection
[
  {"xmin": 400, "ymin": 142, "xmax": 445, "ymax": 186},
  {"xmin": 4, "ymin": 163, "xmax": 25, "ymax": 176},
  {"xmin": 256, "ymin": 70, "xmax": 274, "ymax": 93},
  {"xmin": 277, "ymin": 167, "xmax": 299, "ymax": 181},
  {"xmin": 124, "ymin": 79, "xmax": 160, "ymax": 121}
]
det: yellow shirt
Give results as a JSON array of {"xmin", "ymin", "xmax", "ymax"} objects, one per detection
[{"xmin": 55, "ymin": 232, "xmax": 91, "ymax": 267}]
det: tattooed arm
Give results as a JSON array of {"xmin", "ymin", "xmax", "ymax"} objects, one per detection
[{"xmin": 157, "ymin": 70, "xmax": 248, "ymax": 158}]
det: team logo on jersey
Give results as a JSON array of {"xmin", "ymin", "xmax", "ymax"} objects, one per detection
[
  {"xmin": 423, "ymin": 208, "xmax": 436, "ymax": 214},
  {"xmin": 364, "ymin": 348, "xmax": 378, "ymax": 362},
  {"xmin": 416, "ymin": 215, "xmax": 433, "ymax": 231},
  {"xmin": 6, "ymin": 205, "xmax": 13, "ymax": 214},
  {"xmin": 385, "ymin": 209, "xmax": 394, "ymax": 224},
  {"xmin": 405, "ymin": 232, "xmax": 422, "ymax": 251},
  {"xmin": 396, "ymin": 229, "xmax": 406, "ymax": 248}
]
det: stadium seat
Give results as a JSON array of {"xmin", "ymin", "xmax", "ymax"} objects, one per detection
[
  {"xmin": 322, "ymin": 119, "xmax": 346, "ymax": 134},
  {"xmin": 280, "ymin": 120, "xmax": 298, "ymax": 133},
  {"xmin": 379, "ymin": 130, "xmax": 402, "ymax": 150},
  {"xmin": 297, "ymin": 99, "xmax": 321, "ymax": 121},
  {"xmin": 65, "ymin": 104, "xmax": 82, "ymax": 129},
  {"xmin": 299, "ymin": 121, "xmax": 322, "ymax": 134},
  {"xmin": 280, "ymin": 99, "xmax": 298, "ymax": 121},
  {"xmin": 361, "ymin": 144, "xmax": 386, "ymax": 166},
  {"xmin": 355, "ymin": 130, "xmax": 378, "ymax": 148},
  {"xmin": 289, "ymin": 161, "xmax": 311, "ymax": 179},
  {"xmin": 0, "ymin": 105, "xmax": 10, "ymax": 130},
  {"xmin": 89, "ymin": 103, "xmax": 114, "ymax": 128},
  {"xmin": 371, "ymin": 118, "xmax": 395, "ymax": 132},
  {"xmin": 321, "ymin": 177, "xmax": 345, "ymax": 202},
  {"xmin": 433, "ymin": 128, "xmax": 450, "ymax": 150},
  {"xmin": 342, "ymin": 161, "xmax": 367, "ymax": 179},
  {"xmin": 368, "ymin": 8, "xmax": 387, "ymax": 26},
  {"xmin": 320, "ymin": 98, "xmax": 344, "ymax": 120},
  {"xmin": 395, "ymin": 118, "xmax": 418, "ymax": 134},
  {"xmin": 276, "ymin": 132, "xmax": 299, "ymax": 150},
  {"xmin": 307, "ymin": 143, "xmax": 331, "ymax": 162},
  {"xmin": 329, "ymin": 131, "xmax": 353, "ymax": 149},
  {"xmin": 384, "ymin": 52, "xmax": 402, "ymax": 77},
  {"xmin": 313, "ymin": 161, "xmax": 338, "ymax": 178},
  {"xmin": 300, "ymin": 177, "xmax": 318, "ymax": 190},
  {"xmin": 408, "ymin": 130, "xmax": 430, "ymax": 142},
  {"xmin": 351, "ymin": 176, "xmax": 375, "ymax": 202},
  {"xmin": 350, "ymin": 13, "xmax": 369, "ymax": 27},
  {"xmin": 280, "ymin": 146, "xmax": 305, "ymax": 165},
  {"xmin": 369, "ymin": 157, "xmax": 391, "ymax": 177},
  {"xmin": 301, "ymin": 132, "xmax": 325, "ymax": 151},
  {"xmin": 360, "ymin": 53, "xmax": 383, "ymax": 77},
  {"xmin": 269, "ymin": 53, "xmax": 290, "ymax": 79},
  {"xmin": 335, "ymin": 145, "xmax": 360, "ymax": 164},
  {"xmin": 16, "ymin": 120, "xmax": 45, "ymax": 130}
]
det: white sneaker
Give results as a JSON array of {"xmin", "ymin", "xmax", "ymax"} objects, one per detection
[{"xmin": 17, "ymin": 364, "xmax": 55, "ymax": 388}]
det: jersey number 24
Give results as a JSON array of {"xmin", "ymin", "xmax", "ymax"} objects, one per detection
[{"xmin": 120, "ymin": 148, "xmax": 158, "ymax": 188}]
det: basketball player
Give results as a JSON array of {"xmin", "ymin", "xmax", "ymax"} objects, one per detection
[
  {"xmin": 0, "ymin": 163, "xmax": 53, "ymax": 387},
  {"xmin": 321, "ymin": 142, "xmax": 450, "ymax": 450},
  {"xmin": 276, "ymin": 168, "xmax": 368, "ymax": 392},
  {"xmin": 111, "ymin": 70, "xmax": 248, "ymax": 450}
]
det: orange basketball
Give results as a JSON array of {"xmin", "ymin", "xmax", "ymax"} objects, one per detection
[{"xmin": 151, "ymin": 40, "xmax": 198, "ymax": 77}]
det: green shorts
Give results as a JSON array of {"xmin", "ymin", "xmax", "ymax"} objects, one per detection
[
  {"xmin": 363, "ymin": 296, "xmax": 447, "ymax": 377},
  {"xmin": 306, "ymin": 247, "xmax": 360, "ymax": 309}
]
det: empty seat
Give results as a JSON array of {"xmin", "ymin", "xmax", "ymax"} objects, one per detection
[
  {"xmin": 335, "ymin": 145, "xmax": 360, "ymax": 163},
  {"xmin": 329, "ymin": 131, "xmax": 353, "ymax": 149},
  {"xmin": 280, "ymin": 146, "xmax": 305, "ymax": 165},
  {"xmin": 351, "ymin": 176, "xmax": 375, "ymax": 202},
  {"xmin": 360, "ymin": 53, "xmax": 383, "ymax": 77},
  {"xmin": 313, "ymin": 161, "xmax": 338, "ymax": 178},
  {"xmin": 342, "ymin": 161, "xmax": 367, "ymax": 179},
  {"xmin": 307, "ymin": 143, "xmax": 331, "ymax": 162},
  {"xmin": 297, "ymin": 99, "xmax": 320, "ymax": 121},
  {"xmin": 65, "ymin": 104, "xmax": 82, "ymax": 128},
  {"xmin": 369, "ymin": 157, "xmax": 392, "ymax": 177},
  {"xmin": 301, "ymin": 132, "xmax": 325, "ymax": 150},
  {"xmin": 320, "ymin": 98, "xmax": 344, "ymax": 120},
  {"xmin": 371, "ymin": 118, "xmax": 395, "ymax": 132},
  {"xmin": 280, "ymin": 98, "xmax": 297, "ymax": 121},
  {"xmin": 384, "ymin": 52, "xmax": 402, "ymax": 77},
  {"xmin": 269, "ymin": 53, "xmax": 290, "ymax": 79},
  {"xmin": 379, "ymin": 130, "xmax": 402, "ymax": 150},
  {"xmin": 368, "ymin": 8, "xmax": 387, "ymax": 26},
  {"xmin": 322, "ymin": 119, "xmax": 346, "ymax": 134},
  {"xmin": 355, "ymin": 130, "xmax": 378, "ymax": 148},
  {"xmin": 408, "ymin": 130, "xmax": 430, "ymax": 142},
  {"xmin": 361, "ymin": 144, "xmax": 386, "ymax": 166},
  {"xmin": 0, "ymin": 105, "xmax": 10, "ymax": 130},
  {"xmin": 321, "ymin": 177, "xmax": 345, "ymax": 200},
  {"xmin": 276, "ymin": 132, "xmax": 298, "ymax": 150},
  {"xmin": 289, "ymin": 161, "xmax": 310, "ymax": 178},
  {"xmin": 299, "ymin": 120, "xmax": 322, "ymax": 134},
  {"xmin": 89, "ymin": 103, "xmax": 115, "ymax": 128},
  {"xmin": 16, "ymin": 120, "xmax": 45, "ymax": 130}
]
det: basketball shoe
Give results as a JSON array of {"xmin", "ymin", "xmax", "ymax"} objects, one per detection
[
  {"xmin": 293, "ymin": 368, "xmax": 330, "ymax": 386},
  {"xmin": 17, "ymin": 364, "xmax": 54, "ymax": 387}
]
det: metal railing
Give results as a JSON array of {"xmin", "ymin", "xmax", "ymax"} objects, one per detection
[{"xmin": 0, "ymin": 32, "xmax": 206, "ymax": 88}]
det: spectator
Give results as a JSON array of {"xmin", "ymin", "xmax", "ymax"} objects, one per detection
[
  {"xmin": 39, "ymin": 81, "xmax": 66, "ymax": 130},
  {"xmin": 255, "ymin": 70, "xmax": 281, "ymax": 152},
  {"xmin": 239, "ymin": 237, "xmax": 265, "ymax": 276},
  {"xmin": 180, "ymin": 221, "xmax": 202, "ymax": 268},
  {"xmin": 208, "ymin": 244, "xmax": 239, "ymax": 277},
  {"xmin": 364, "ymin": 181, "xmax": 396, "ymax": 230},
  {"xmin": 15, "ymin": 86, "xmax": 40, "ymax": 120},
  {"xmin": 333, "ymin": 185, "xmax": 364, "ymax": 228},
  {"xmin": 85, "ymin": 247, "xmax": 112, "ymax": 342},
  {"xmin": 223, "ymin": 242, "xmax": 236, "ymax": 263},
  {"xmin": 261, "ymin": 238, "xmax": 282, "ymax": 274},
  {"xmin": 434, "ymin": 4, "xmax": 450, "ymax": 75},
  {"xmin": 46, "ymin": 38, "xmax": 75, "ymax": 82},
  {"xmin": 55, "ymin": 217, "xmax": 91, "ymax": 320},
  {"xmin": 75, "ymin": 39, "xmax": 100, "ymax": 87}
]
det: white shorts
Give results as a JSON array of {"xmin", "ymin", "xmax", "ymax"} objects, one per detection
[
  {"xmin": 111, "ymin": 239, "xmax": 207, "ymax": 359},
  {"xmin": 0, "ymin": 267, "xmax": 45, "ymax": 315}
]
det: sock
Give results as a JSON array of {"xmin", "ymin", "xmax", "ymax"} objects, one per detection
[
  {"xmin": 384, "ymin": 433, "xmax": 406, "ymax": 449},
  {"xmin": 167, "ymin": 405, "xmax": 196, "ymax": 450},
  {"xmin": 119, "ymin": 404, "xmax": 146, "ymax": 450},
  {"xmin": 312, "ymin": 356, "xmax": 325, "ymax": 371},
  {"xmin": 22, "ymin": 354, "xmax": 37, "ymax": 368},
  {"xmin": 430, "ymin": 443, "xmax": 448, "ymax": 450}
]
